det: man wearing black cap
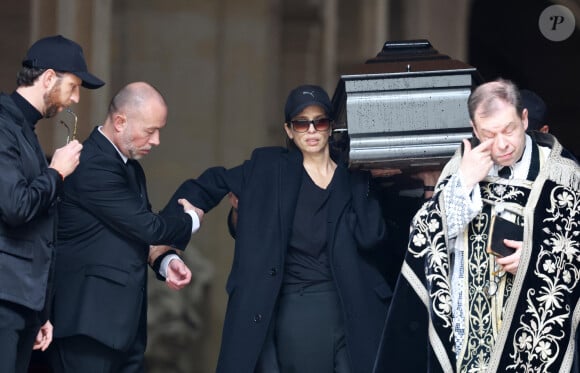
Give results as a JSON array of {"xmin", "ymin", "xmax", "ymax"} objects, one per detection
[{"xmin": 0, "ymin": 34, "xmax": 104, "ymax": 373}]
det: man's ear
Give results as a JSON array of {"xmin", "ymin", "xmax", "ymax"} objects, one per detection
[
  {"xmin": 470, "ymin": 120, "xmax": 479, "ymax": 140},
  {"xmin": 40, "ymin": 69, "xmax": 58, "ymax": 89},
  {"xmin": 521, "ymin": 108, "xmax": 529, "ymax": 131},
  {"xmin": 112, "ymin": 113, "xmax": 127, "ymax": 132}
]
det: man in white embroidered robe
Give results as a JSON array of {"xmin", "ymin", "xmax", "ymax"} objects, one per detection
[{"xmin": 374, "ymin": 79, "xmax": 580, "ymax": 373}]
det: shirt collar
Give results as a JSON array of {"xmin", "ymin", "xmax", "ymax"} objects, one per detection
[{"xmin": 97, "ymin": 126, "xmax": 129, "ymax": 163}]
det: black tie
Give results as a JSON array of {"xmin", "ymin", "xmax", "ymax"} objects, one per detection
[{"xmin": 498, "ymin": 166, "xmax": 512, "ymax": 179}]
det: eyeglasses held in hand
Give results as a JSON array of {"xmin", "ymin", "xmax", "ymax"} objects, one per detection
[
  {"xmin": 484, "ymin": 268, "xmax": 506, "ymax": 297},
  {"xmin": 290, "ymin": 118, "xmax": 332, "ymax": 133},
  {"xmin": 59, "ymin": 108, "xmax": 78, "ymax": 144}
]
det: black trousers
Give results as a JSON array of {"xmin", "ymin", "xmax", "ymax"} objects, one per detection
[
  {"xmin": 257, "ymin": 282, "xmax": 351, "ymax": 373},
  {"xmin": 0, "ymin": 300, "xmax": 42, "ymax": 373},
  {"xmin": 49, "ymin": 305, "xmax": 147, "ymax": 373},
  {"xmin": 49, "ymin": 330, "xmax": 146, "ymax": 373}
]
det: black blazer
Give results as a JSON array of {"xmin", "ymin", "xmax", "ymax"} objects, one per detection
[
  {"xmin": 164, "ymin": 147, "xmax": 391, "ymax": 373},
  {"xmin": 51, "ymin": 127, "xmax": 193, "ymax": 351},
  {"xmin": 0, "ymin": 94, "xmax": 62, "ymax": 315}
]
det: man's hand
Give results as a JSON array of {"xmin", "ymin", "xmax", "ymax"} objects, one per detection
[
  {"xmin": 166, "ymin": 258, "xmax": 192, "ymax": 290},
  {"xmin": 49, "ymin": 140, "xmax": 83, "ymax": 178},
  {"xmin": 411, "ymin": 170, "xmax": 442, "ymax": 198},
  {"xmin": 228, "ymin": 192, "xmax": 239, "ymax": 210},
  {"xmin": 459, "ymin": 138, "xmax": 494, "ymax": 189},
  {"xmin": 33, "ymin": 320, "xmax": 53, "ymax": 351},
  {"xmin": 370, "ymin": 168, "xmax": 402, "ymax": 178},
  {"xmin": 228, "ymin": 192, "xmax": 239, "ymax": 228},
  {"xmin": 496, "ymin": 239, "xmax": 522, "ymax": 275},
  {"xmin": 411, "ymin": 170, "xmax": 441, "ymax": 186},
  {"xmin": 178, "ymin": 198, "xmax": 204, "ymax": 222}
]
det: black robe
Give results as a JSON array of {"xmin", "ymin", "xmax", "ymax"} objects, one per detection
[{"xmin": 375, "ymin": 133, "xmax": 580, "ymax": 372}]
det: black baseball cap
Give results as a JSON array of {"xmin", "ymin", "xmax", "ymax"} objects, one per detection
[
  {"xmin": 22, "ymin": 35, "xmax": 105, "ymax": 89},
  {"xmin": 284, "ymin": 84, "xmax": 333, "ymax": 122}
]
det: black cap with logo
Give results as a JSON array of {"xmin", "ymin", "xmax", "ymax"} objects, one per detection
[{"xmin": 284, "ymin": 85, "xmax": 332, "ymax": 122}]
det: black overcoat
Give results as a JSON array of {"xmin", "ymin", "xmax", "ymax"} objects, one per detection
[
  {"xmin": 0, "ymin": 93, "xmax": 62, "ymax": 316},
  {"xmin": 165, "ymin": 146, "xmax": 392, "ymax": 373}
]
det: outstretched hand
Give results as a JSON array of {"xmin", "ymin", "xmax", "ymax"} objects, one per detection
[{"xmin": 178, "ymin": 198, "xmax": 204, "ymax": 223}]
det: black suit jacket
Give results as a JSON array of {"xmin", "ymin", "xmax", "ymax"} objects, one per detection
[
  {"xmin": 0, "ymin": 93, "xmax": 62, "ymax": 315},
  {"xmin": 51, "ymin": 127, "xmax": 193, "ymax": 351},
  {"xmin": 164, "ymin": 147, "xmax": 391, "ymax": 373}
]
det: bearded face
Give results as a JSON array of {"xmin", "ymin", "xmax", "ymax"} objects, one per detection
[
  {"xmin": 42, "ymin": 72, "xmax": 82, "ymax": 118},
  {"xmin": 43, "ymin": 79, "xmax": 62, "ymax": 118}
]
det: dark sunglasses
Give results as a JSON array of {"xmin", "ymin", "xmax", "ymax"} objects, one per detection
[{"xmin": 290, "ymin": 118, "xmax": 332, "ymax": 133}]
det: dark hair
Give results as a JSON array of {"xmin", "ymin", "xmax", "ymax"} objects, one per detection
[
  {"xmin": 285, "ymin": 123, "xmax": 298, "ymax": 151},
  {"xmin": 467, "ymin": 78, "xmax": 524, "ymax": 123},
  {"xmin": 16, "ymin": 66, "xmax": 47, "ymax": 87}
]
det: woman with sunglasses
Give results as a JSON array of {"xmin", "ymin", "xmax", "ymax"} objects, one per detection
[{"xmin": 163, "ymin": 84, "xmax": 391, "ymax": 373}]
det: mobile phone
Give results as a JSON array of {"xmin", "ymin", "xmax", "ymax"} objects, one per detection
[{"xmin": 486, "ymin": 215, "xmax": 522, "ymax": 257}]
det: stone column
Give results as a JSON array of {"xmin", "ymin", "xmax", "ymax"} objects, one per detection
[
  {"xmin": 399, "ymin": 0, "xmax": 469, "ymax": 60},
  {"xmin": 336, "ymin": 0, "xmax": 389, "ymax": 74}
]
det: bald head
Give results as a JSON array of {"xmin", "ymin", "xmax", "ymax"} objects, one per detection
[
  {"xmin": 108, "ymin": 81, "xmax": 166, "ymax": 120},
  {"xmin": 103, "ymin": 82, "xmax": 168, "ymax": 160}
]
